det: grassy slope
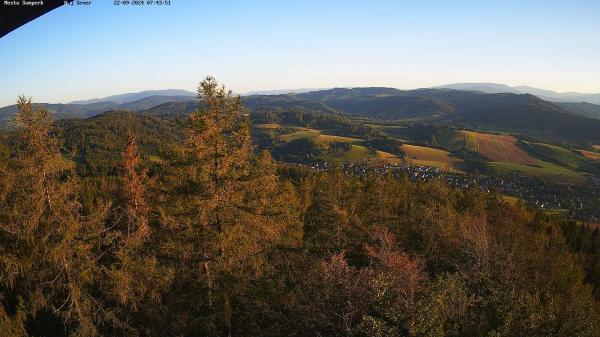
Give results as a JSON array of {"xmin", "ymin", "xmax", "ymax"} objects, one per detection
[
  {"xmin": 520, "ymin": 142, "xmax": 584, "ymax": 169},
  {"xmin": 488, "ymin": 161, "xmax": 585, "ymax": 184},
  {"xmin": 375, "ymin": 150, "xmax": 402, "ymax": 163},
  {"xmin": 461, "ymin": 131, "xmax": 538, "ymax": 165},
  {"xmin": 270, "ymin": 123, "xmax": 589, "ymax": 183},
  {"xmin": 276, "ymin": 126, "xmax": 382, "ymax": 163},
  {"xmin": 580, "ymin": 150, "xmax": 600, "ymax": 160},
  {"xmin": 369, "ymin": 125, "xmax": 410, "ymax": 140},
  {"xmin": 401, "ymin": 144, "xmax": 463, "ymax": 173},
  {"xmin": 254, "ymin": 123, "xmax": 281, "ymax": 129},
  {"xmin": 437, "ymin": 129, "xmax": 586, "ymax": 183},
  {"xmin": 281, "ymin": 128, "xmax": 360, "ymax": 143},
  {"xmin": 439, "ymin": 129, "xmax": 538, "ymax": 165},
  {"xmin": 334, "ymin": 145, "xmax": 375, "ymax": 161}
]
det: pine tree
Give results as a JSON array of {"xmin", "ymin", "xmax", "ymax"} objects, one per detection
[
  {"xmin": 122, "ymin": 132, "xmax": 150, "ymax": 245},
  {"xmin": 0, "ymin": 97, "xmax": 113, "ymax": 336},
  {"xmin": 158, "ymin": 77, "xmax": 300, "ymax": 336},
  {"xmin": 303, "ymin": 167, "xmax": 362, "ymax": 254},
  {"xmin": 104, "ymin": 132, "xmax": 170, "ymax": 331}
]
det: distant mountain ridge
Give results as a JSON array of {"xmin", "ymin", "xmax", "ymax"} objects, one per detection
[
  {"xmin": 3, "ymin": 86, "xmax": 600, "ymax": 146},
  {"xmin": 142, "ymin": 87, "xmax": 600, "ymax": 145},
  {"xmin": 0, "ymin": 94, "xmax": 196, "ymax": 127},
  {"xmin": 437, "ymin": 83, "xmax": 600, "ymax": 104},
  {"xmin": 241, "ymin": 88, "xmax": 328, "ymax": 96},
  {"xmin": 69, "ymin": 89, "xmax": 195, "ymax": 104},
  {"xmin": 554, "ymin": 101, "xmax": 600, "ymax": 119}
]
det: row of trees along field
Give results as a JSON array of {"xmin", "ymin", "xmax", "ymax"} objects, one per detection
[{"xmin": 1, "ymin": 77, "xmax": 600, "ymax": 337}]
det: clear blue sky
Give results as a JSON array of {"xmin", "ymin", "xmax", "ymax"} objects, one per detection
[{"xmin": 0, "ymin": 0, "xmax": 599, "ymax": 106}]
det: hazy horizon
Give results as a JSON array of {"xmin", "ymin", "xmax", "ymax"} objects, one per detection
[
  {"xmin": 4, "ymin": 81, "xmax": 600, "ymax": 107},
  {"xmin": 1, "ymin": 0, "xmax": 599, "ymax": 106}
]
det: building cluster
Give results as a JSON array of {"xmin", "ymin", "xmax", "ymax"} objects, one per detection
[{"xmin": 291, "ymin": 159, "xmax": 600, "ymax": 224}]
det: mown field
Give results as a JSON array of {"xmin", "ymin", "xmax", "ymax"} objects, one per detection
[
  {"xmin": 436, "ymin": 129, "xmax": 590, "ymax": 183},
  {"xmin": 254, "ymin": 123, "xmax": 281, "ymax": 129},
  {"xmin": 520, "ymin": 141, "xmax": 583, "ymax": 169},
  {"xmin": 271, "ymin": 125, "xmax": 403, "ymax": 164},
  {"xmin": 401, "ymin": 144, "xmax": 463, "ymax": 173},
  {"xmin": 375, "ymin": 150, "xmax": 403, "ymax": 164},
  {"xmin": 488, "ymin": 161, "xmax": 586, "ymax": 184},
  {"xmin": 367, "ymin": 124, "xmax": 411, "ymax": 141},
  {"xmin": 580, "ymin": 150, "xmax": 600, "ymax": 160},
  {"xmin": 280, "ymin": 128, "xmax": 360, "ymax": 143},
  {"xmin": 459, "ymin": 131, "xmax": 538, "ymax": 165},
  {"xmin": 328, "ymin": 144, "xmax": 376, "ymax": 161}
]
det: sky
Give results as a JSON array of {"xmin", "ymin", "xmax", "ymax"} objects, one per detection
[{"xmin": 0, "ymin": 0, "xmax": 599, "ymax": 106}]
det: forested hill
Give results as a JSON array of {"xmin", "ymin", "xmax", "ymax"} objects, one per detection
[
  {"xmin": 69, "ymin": 89, "xmax": 195, "ymax": 104},
  {"xmin": 0, "ymin": 95, "xmax": 196, "ymax": 126},
  {"xmin": 555, "ymin": 101, "xmax": 600, "ymax": 119},
  {"xmin": 289, "ymin": 88, "xmax": 600, "ymax": 144},
  {"xmin": 3, "ymin": 87, "xmax": 600, "ymax": 145},
  {"xmin": 57, "ymin": 111, "xmax": 181, "ymax": 177},
  {"xmin": 143, "ymin": 87, "xmax": 600, "ymax": 145},
  {"xmin": 255, "ymin": 88, "xmax": 600, "ymax": 145}
]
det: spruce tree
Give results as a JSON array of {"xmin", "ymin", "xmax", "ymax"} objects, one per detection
[
  {"xmin": 158, "ymin": 77, "xmax": 299, "ymax": 336},
  {"xmin": 0, "ymin": 97, "xmax": 110, "ymax": 336}
]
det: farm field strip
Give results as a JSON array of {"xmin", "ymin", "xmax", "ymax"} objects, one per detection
[
  {"xmin": 521, "ymin": 141, "xmax": 584, "ymax": 169},
  {"xmin": 580, "ymin": 150, "xmax": 600, "ymax": 160},
  {"xmin": 461, "ymin": 131, "xmax": 538, "ymax": 165},
  {"xmin": 326, "ymin": 144, "xmax": 375, "ymax": 161},
  {"xmin": 401, "ymin": 144, "xmax": 463, "ymax": 173},
  {"xmin": 271, "ymin": 124, "xmax": 594, "ymax": 184},
  {"xmin": 254, "ymin": 123, "xmax": 281, "ymax": 129},
  {"xmin": 280, "ymin": 128, "xmax": 360, "ymax": 143},
  {"xmin": 488, "ymin": 161, "xmax": 585, "ymax": 184}
]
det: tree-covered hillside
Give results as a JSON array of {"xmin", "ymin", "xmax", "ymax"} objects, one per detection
[
  {"xmin": 292, "ymin": 88, "xmax": 600, "ymax": 145},
  {"xmin": 1, "ymin": 80, "xmax": 600, "ymax": 336},
  {"xmin": 556, "ymin": 101, "xmax": 600, "ymax": 119},
  {"xmin": 4, "ymin": 86, "xmax": 600, "ymax": 146},
  {"xmin": 0, "ymin": 95, "xmax": 195, "ymax": 128},
  {"xmin": 58, "ymin": 111, "xmax": 182, "ymax": 177}
]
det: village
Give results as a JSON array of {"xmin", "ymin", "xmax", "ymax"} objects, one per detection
[{"xmin": 289, "ymin": 160, "xmax": 600, "ymax": 224}]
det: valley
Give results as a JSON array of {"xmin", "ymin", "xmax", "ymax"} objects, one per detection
[
  {"xmin": 3, "ymin": 86, "xmax": 600, "ymax": 222},
  {"xmin": 251, "ymin": 113, "xmax": 599, "ymax": 220}
]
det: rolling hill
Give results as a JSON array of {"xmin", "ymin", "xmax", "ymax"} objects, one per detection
[
  {"xmin": 437, "ymin": 83, "xmax": 600, "ymax": 105},
  {"xmin": 241, "ymin": 88, "xmax": 327, "ymax": 96},
  {"xmin": 5, "ymin": 86, "xmax": 600, "ymax": 148},
  {"xmin": 57, "ymin": 111, "xmax": 181, "ymax": 176},
  {"xmin": 401, "ymin": 144, "xmax": 463, "ymax": 173},
  {"xmin": 287, "ymin": 88, "xmax": 600, "ymax": 145},
  {"xmin": 69, "ymin": 89, "xmax": 195, "ymax": 104},
  {"xmin": 436, "ymin": 83, "xmax": 521, "ymax": 94},
  {"xmin": 555, "ymin": 101, "xmax": 600, "ymax": 119},
  {"xmin": 0, "ymin": 95, "xmax": 196, "ymax": 128},
  {"xmin": 133, "ymin": 87, "xmax": 600, "ymax": 146},
  {"xmin": 453, "ymin": 131, "xmax": 538, "ymax": 165},
  {"xmin": 9, "ymin": 97, "xmax": 594, "ymax": 185}
]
